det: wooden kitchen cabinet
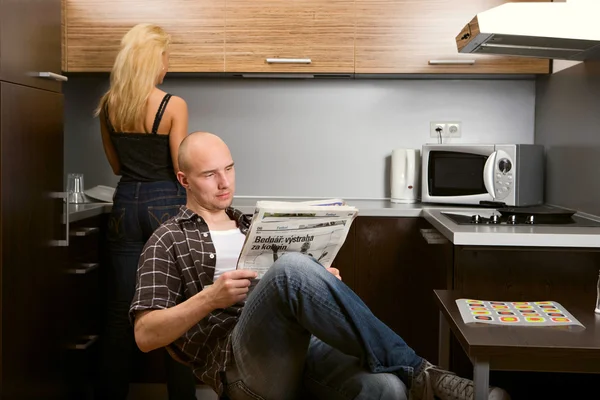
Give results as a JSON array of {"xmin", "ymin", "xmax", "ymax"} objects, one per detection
[
  {"xmin": 1, "ymin": 0, "xmax": 63, "ymax": 91},
  {"xmin": 63, "ymin": 214, "xmax": 108, "ymax": 399},
  {"xmin": 225, "ymin": 0, "xmax": 355, "ymax": 73},
  {"xmin": 354, "ymin": 217, "xmax": 453, "ymax": 363},
  {"xmin": 62, "ymin": 0, "xmax": 552, "ymax": 75},
  {"xmin": 355, "ymin": 0, "xmax": 551, "ymax": 74},
  {"xmin": 0, "ymin": 82, "xmax": 67, "ymax": 398},
  {"xmin": 62, "ymin": 0, "xmax": 225, "ymax": 72}
]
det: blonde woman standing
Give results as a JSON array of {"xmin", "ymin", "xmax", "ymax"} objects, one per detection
[{"xmin": 95, "ymin": 23, "xmax": 197, "ymax": 400}]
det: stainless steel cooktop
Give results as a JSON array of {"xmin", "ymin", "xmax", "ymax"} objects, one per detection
[{"xmin": 441, "ymin": 211, "xmax": 600, "ymax": 227}]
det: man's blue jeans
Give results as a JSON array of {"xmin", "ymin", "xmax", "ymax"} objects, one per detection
[{"xmin": 225, "ymin": 253, "xmax": 424, "ymax": 400}]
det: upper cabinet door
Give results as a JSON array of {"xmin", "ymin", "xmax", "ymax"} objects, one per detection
[
  {"xmin": 62, "ymin": 0, "xmax": 225, "ymax": 72},
  {"xmin": 225, "ymin": 0, "xmax": 355, "ymax": 73},
  {"xmin": 355, "ymin": 0, "xmax": 551, "ymax": 74},
  {"xmin": 0, "ymin": 0, "xmax": 62, "ymax": 92}
]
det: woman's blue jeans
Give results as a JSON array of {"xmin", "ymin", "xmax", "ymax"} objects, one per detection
[
  {"xmin": 224, "ymin": 253, "xmax": 423, "ymax": 400},
  {"xmin": 95, "ymin": 181, "xmax": 197, "ymax": 400}
]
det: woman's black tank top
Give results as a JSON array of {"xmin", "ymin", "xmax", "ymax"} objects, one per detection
[{"xmin": 105, "ymin": 94, "xmax": 177, "ymax": 182}]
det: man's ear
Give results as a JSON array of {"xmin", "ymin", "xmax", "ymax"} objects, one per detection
[{"xmin": 176, "ymin": 171, "xmax": 188, "ymax": 189}]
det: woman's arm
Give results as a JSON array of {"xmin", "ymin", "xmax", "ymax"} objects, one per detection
[
  {"xmin": 99, "ymin": 110, "xmax": 121, "ymax": 175},
  {"xmin": 168, "ymin": 96, "xmax": 189, "ymax": 173}
]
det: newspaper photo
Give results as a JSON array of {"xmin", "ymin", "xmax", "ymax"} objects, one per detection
[{"xmin": 236, "ymin": 199, "xmax": 358, "ymax": 279}]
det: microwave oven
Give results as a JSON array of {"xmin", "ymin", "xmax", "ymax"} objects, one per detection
[{"xmin": 421, "ymin": 144, "xmax": 544, "ymax": 206}]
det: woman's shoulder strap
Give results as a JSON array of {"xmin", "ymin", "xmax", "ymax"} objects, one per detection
[{"xmin": 151, "ymin": 93, "xmax": 173, "ymax": 134}]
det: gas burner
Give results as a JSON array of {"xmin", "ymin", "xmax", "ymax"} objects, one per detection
[{"xmin": 471, "ymin": 214, "xmax": 482, "ymax": 224}]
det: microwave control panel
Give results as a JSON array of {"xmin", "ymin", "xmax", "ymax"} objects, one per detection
[{"xmin": 493, "ymin": 151, "xmax": 514, "ymax": 200}]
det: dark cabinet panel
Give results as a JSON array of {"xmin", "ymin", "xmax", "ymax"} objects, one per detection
[
  {"xmin": 454, "ymin": 246, "xmax": 600, "ymax": 307},
  {"xmin": 0, "ymin": 82, "xmax": 66, "ymax": 398},
  {"xmin": 355, "ymin": 217, "xmax": 453, "ymax": 363},
  {"xmin": 0, "ymin": 0, "xmax": 62, "ymax": 91},
  {"xmin": 64, "ymin": 214, "xmax": 107, "ymax": 399}
]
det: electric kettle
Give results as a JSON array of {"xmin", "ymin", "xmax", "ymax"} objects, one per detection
[{"xmin": 390, "ymin": 148, "xmax": 421, "ymax": 204}]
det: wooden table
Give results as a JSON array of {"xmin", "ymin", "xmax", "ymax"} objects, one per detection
[{"xmin": 434, "ymin": 290, "xmax": 600, "ymax": 400}]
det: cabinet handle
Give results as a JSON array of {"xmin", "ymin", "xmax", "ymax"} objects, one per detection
[
  {"xmin": 71, "ymin": 227, "xmax": 100, "ymax": 237},
  {"xmin": 67, "ymin": 334, "xmax": 99, "ymax": 350},
  {"xmin": 49, "ymin": 192, "xmax": 69, "ymax": 247},
  {"xmin": 242, "ymin": 73, "xmax": 315, "ymax": 79},
  {"xmin": 38, "ymin": 72, "xmax": 68, "ymax": 82},
  {"xmin": 428, "ymin": 60, "xmax": 476, "ymax": 65},
  {"xmin": 419, "ymin": 228, "xmax": 448, "ymax": 244},
  {"xmin": 266, "ymin": 58, "xmax": 312, "ymax": 64},
  {"xmin": 67, "ymin": 263, "xmax": 100, "ymax": 275}
]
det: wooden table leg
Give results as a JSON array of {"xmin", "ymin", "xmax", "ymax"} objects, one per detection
[
  {"xmin": 438, "ymin": 311, "xmax": 450, "ymax": 369},
  {"xmin": 472, "ymin": 357, "xmax": 490, "ymax": 400}
]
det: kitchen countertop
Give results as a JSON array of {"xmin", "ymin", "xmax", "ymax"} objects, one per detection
[
  {"xmin": 66, "ymin": 197, "xmax": 600, "ymax": 248},
  {"xmin": 67, "ymin": 202, "xmax": 113, "ymax": 223},
  {"xmin": 423, "ymin": 208, "xmax": 600, "ymax": 248},
  {"xmin": 65, "ymin": 198, "xmax": 459, "ymax": 221}
]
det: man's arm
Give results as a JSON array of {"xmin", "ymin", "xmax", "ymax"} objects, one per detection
[
  {"xmin": 134, "ymin": 269, "xmax": 258, "ymax": 353},
  {"xmin": 134, "ymin": 290, "xmax": 214, "ymax": 353}
]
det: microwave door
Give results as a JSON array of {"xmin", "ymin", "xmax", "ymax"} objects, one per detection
[{"xmin": 424, "ymin": 149, "xmax": 495, "ymax": 205}]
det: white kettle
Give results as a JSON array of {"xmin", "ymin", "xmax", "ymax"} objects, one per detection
[{"xmin": 390, "ymin": 148, "xmax": 421, "ymax": 204}]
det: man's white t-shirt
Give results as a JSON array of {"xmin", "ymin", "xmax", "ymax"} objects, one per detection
[{"xmin": 211, "ymin": 228, "xmax": 246, "ymax": 281}]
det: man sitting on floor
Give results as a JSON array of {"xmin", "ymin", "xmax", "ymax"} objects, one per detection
[{"xmin": 129, "ymin": 131, "xmax": 511, "ymax": 400}]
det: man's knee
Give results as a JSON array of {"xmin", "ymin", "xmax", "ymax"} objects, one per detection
[
  {"xmin": 277, "ymin": 252, "xmax": 314, "ymax": 265},
  {"xmin": 271, "ymin": 252, "xmax": 321, "ymax": 277},
  {"xmin": 359, "ymin": 373, "xmax": 408, "ymax": 400}
]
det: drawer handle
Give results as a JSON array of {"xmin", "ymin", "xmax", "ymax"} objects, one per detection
[
  {"xmin": 67, "ymin": 334, "xmax": 99, "ymax": 350},
  {"xmin": 266, "ymin": 58, "xmax": 312, "ymax": 64},
  {"xmin": 419, "ymin": 228, "xmax": 448, "ymax": 244},
  {"xmin": 67, "ymin": 263, "xmax": 100, "ymax": 275},
  {"xmin": 428, "ymin": 59, "xmax": 476, "ymax": 65},
  {"xmin": 71, "ymin": 227, "xmax": 100, "ymax": 237},
  {"xmin": 49, "ymin": 192, "xmax": 69, "ymax": 247},
  {"xmin": 38, "ymin": 72, "xmax": 68, "ymax": 81}
]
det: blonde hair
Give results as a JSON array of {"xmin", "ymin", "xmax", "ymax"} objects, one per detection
[{"xmin": 95, "ymin": 23, "xmax": 170, "ymax": 132}]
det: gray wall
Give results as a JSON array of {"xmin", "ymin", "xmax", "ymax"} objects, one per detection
[
  {"xmin": 64, "ymin": 76, "xmax": 536, "ymax": 199},
  {"xmin": 535, "ymin": 61, "xmax": 600, "ymax": 216}
]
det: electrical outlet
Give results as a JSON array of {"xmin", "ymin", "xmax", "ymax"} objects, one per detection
[
  {"xmin": 447, "ymin": 122, "xmax": 462, "ymax": 138},
  {"xmin": 430, "ymin": 121, "xmax": 462, "ymax": 138},
  {"xmin": 430, "ymin": 122, "xmax": 446, "ymax": 138}
]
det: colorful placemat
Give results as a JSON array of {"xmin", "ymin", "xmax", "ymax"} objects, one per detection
[{"xmin": 456, "ymin": 298, "xmax": 584, "ymax": 328}]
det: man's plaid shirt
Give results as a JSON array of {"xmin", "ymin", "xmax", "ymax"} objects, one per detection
[{"xmin": 130, "ymin": 205, "xmax": 251, "ymax": 395}]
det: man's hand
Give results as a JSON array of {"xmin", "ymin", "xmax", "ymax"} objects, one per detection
[
  {"xmin": 326, "ymin": 267, "xmax": 342, "ymax": 281},
  {"xmin": 206, "ymin": 269, "xmax": 258, "ymax": 309}
]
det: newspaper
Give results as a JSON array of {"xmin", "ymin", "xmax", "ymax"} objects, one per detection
[{"xmin": 236, "ymin": 199, "xmax": 358, "ymax": 279}]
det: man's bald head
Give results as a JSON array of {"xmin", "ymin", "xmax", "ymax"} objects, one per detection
[
  {"xmin": 176, "ymin": 131, "xmax": 236, "ymax": 213},
  {"xmin": 178, "ymin": 131, "xmax": 229, "ymax": 174}
]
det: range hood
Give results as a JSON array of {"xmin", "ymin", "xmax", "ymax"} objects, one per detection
[{"xmin": 456, "ymin": 0, "xmax": 600, "ymax": 60}]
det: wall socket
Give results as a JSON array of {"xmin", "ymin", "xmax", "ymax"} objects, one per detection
[{"xmin": 430, "ymin": 121, "xmax": 462, "ymax": 138}]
